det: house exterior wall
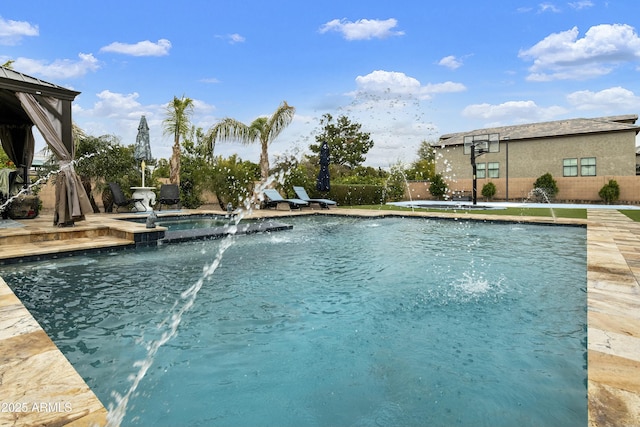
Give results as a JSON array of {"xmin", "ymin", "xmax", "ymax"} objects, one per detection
[
  {"xmin": 435, "ymin": 130, "xmax": 636, "ymax": 181},
  {"xmin": 431, "ymin": 129, "xmax": 638, "ymax": 202}
]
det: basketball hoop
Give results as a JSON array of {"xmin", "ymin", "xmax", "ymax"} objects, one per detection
[{"xmin": 464, "ymin": 133, "xmax": 499, "ymax": 205}]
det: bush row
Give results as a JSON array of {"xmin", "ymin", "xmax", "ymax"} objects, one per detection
[{"xmin": 320, "ymin": 184, "xmax": 387, "ymax": 206}]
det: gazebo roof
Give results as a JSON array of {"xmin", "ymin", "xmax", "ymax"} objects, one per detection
[
  {"xmin": 0, "ymin": 66, "xmax": 80, "ymax": 126},
  {"xmin": 0, "ymin": 66, "xmax": 79, "ymax": 99}
]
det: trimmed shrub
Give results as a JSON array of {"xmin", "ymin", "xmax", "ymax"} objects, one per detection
[
  {"xmin": 599, "ymin": 179, "xmax": 620, "ymax": 204},
  {"xmin": 327, "ymin": 184, "xmax": 386, "ymax": 205},
  {"xmin": 533, "ymin": 173, "xmax": 559, "ymax": 199},
  {"xmin": 429, "ymin": 174, "xmax": 448, "ymax": 199},
  {"xmin": 481, "ymin": 181, "xmax": 497, "ymax": 200}
]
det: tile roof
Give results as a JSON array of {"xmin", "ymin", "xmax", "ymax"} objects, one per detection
[{"xmin": 438, "ymin": 115, "xmax": 639, "ymax": 146}]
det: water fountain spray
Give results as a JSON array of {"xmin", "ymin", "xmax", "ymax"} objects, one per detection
[
  {"xmin": 0, "ymin": 150, "xmax": 104, "ymax": 214},
  {"xmin": 105, "ymin": 171, "xmax": 287, "ymax": 427}
]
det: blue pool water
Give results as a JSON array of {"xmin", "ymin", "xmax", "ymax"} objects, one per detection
[{"xmin": 2, "ymin": 216, "xmax": 587, "ymax": 427}]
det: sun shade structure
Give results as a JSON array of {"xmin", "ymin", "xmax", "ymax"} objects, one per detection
[{"xmin": 0, "ymin": 66, "xmax": 91, "ymax": 225}]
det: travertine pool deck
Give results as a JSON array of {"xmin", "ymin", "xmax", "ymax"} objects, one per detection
[{"xmin": 0, "ymin": 207, "xmax": 638, "ymax": 426}]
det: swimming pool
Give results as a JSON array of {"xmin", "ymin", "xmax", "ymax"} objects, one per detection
[{"xmin": 2, "ymin": 216, "xmax": 587, "ymax": 426}]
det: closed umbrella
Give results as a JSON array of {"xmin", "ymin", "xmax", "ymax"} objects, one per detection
[
  {"xmin": 316, "ymin": 141, "xmax": 330, "ymax": 192},
  {"xmin": 134, "ymin": 115, "xmax": 153, "ymax": 186}
]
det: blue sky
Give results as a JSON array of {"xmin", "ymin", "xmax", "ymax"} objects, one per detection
[{"xmin": 2, "ymin": 1, "xmax": 639, "ymax": 168}]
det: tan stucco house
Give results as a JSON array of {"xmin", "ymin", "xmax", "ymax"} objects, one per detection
[{"xmin": 433, "ymin": 115, "xmax": 640, "ymax": 202}]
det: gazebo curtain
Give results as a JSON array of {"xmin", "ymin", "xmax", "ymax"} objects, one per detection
[
  {"xmin": 0, "ymin": 124, "xmax": 34, "ymax": 169},
  {"xmin": 15, "ymin": 92, "xmax": 91, "ymax": 225}
]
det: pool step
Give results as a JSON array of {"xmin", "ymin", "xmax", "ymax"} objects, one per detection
[
  {"xmin": 0, "ymin": 214, "xmax": 165, "ymax": 264},
  {"xmin": 0, "ymin": 235, "xmax": 135, "ymax": 264}
]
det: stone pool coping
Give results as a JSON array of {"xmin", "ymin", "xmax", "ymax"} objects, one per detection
[{"xmin": 0, "ymin": 208, "xmax": 638, "ymax": 426}]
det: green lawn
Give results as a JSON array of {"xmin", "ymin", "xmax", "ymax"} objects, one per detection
[
  {"xmin": 620, "ymin": 210, "xmax": 640, "ymax": 222},
  {"xmin": 338, "ymin": 204, "xmax": 588, "ymax": 219}
]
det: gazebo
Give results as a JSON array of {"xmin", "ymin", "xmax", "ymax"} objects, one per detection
[{"xmin": 0, "ymin": 66, "xmax": 91, "ymax": 225}]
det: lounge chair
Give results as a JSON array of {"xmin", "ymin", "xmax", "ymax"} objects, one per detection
[
  {"xmin": 158, "ymin": 184, "xmax": 181, "ymax": 210},
  {"xmin": 293, "ymin": 186, "xmax": 337, "ymax": 209},
  {"xmin": 263, "ymin": 189, "xmax": 309, "ymax": 210},
  {"xmin": 108, "ymin": 182, "xmax": 142, "ymax": 213}
]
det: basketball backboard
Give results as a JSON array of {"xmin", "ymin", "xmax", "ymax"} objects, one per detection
[{"xmin": 463, "ymin": 133, "xmax": 499, "ymax": 154}]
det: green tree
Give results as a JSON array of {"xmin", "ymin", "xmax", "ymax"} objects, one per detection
[
  {"xmin": 417, "ymin": 140, "xmax": 436, "ymax": 162},
  {"xmin": 405, "ymin": 140, "xmax": 436, "ymax": 180},
  {"xmin": 71, "ymin": 134, "xmax": 140, "ymax": 212},
  {"xmin": 533, "ymin": 172, "xmax": 559, "ymax": 200},
  {"xmin": 173, "ymin": 127, "xmax": 212, "ymax": 208},
  {"xmin": 163, "ymin": 95, "xmax": 194, "ymax": 185},
  {"xmin": 386, "ymin": 162, "xmax": 408, "ymax": 202},
  {"xmin": 0, "ymin": 146, "xmax": 11, "ymax": 166},
  {"xmin": 599, "ymin": 179, "xmax": 620, "ymax": 204},
  {"xmin": 310, "ymin": 114, "xmax": 374, "ymax": 169},
  {"xmin": 152, "ymin": 158, "xmax": 170, "ymax": 179},
  {"xmin": 270, "ymin": 150, "xmax": 316, "ymax": 198},
  {"xmin": 207, "ymin": 101, "xmax": 295, "ymax": 181},
  {"xmin": 429, "ymin": 174, "xmax": 448, "ymax": 199},
  {"xmin": 208, "ymin": 155, "xmax": 261, "ymax": 209}
]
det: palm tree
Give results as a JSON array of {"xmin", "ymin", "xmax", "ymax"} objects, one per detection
[
  {"xmin": 207, "ymin": 101, "xmax": 295, "ymax": 181},
  {"xmin": 163, "ymin": 95, "xmax": 194, "ymax": 184}
]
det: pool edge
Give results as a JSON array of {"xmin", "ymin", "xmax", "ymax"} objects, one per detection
[
  {"xmin": 0, "ymin": 275, "xmax": 108, "ymax": 427},
  {"xmin": 0, "ymin": 208, "xmax": 638, "ymax": 426}
]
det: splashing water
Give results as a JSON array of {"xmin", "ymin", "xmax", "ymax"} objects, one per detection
[
  {"xmin": 453, "ymin": 271, "xmax": 491, "ymax": 295},
  {"xmin": 390, "ymin": 162, "xmax": 415, "ymax": 212},
  {"xmin": 105, "ymin": 174, "xmax": 284, "ymax": 427},
  {"xmin": 105, "ymin": 233, "xmax": 235, "ymax": 427},
  {"xmin": 0, "ymin": 149, "xmax": 106, "ymax": 213},
  {"xmin": 449, "ymin": 271, "xmax": 506, "ymax": 304},
  {"xmin": 525, "ymin": 187, "xmax": 556, "ymax": 222}
]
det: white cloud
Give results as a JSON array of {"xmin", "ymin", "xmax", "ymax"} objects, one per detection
[
  {"xmin": 12, "ymin": 53, "xmax": 99, "ymax": 80},
  {"xmin": 228, "ymin": 33, "xmax": 245, "ymax": 44},
  {"xmin": 568, "ymin": 1, "xmax": 594, "ymax": 10},
  {"xmin": 461, "ymin": 100, "xmax": 567, "ymax": 124},
  {"xmin": 351, "ymin": 70, "xmax": 465, "ymax": 101},
  {"xmin": 319, "ymin": 18, "xmax": 404, "ymax": 40},
  {"xmin": 71, "ymin": 91, "xmax": 218, "ymax": 160},
  {"xmin": 0, "ymin": 17, "xmax": 38, "ymax": 45},
  {"xmin": 100, "ymin": 39, "xmax": 171, "ymax": 56},
  {"xmin": 538, "ymin": 3, "xmax": 561, "ymax": 13},
  {"xmin": 438, "ymin": 55, "xmax": 463, "ymax": 70},
  {"xmin": 567, "ymin": 86, "xmax": 640, "ymax": 111},
  {"xmin": 214, "ymin": 33, "xmax": 246, "ymax": 44},
  {"xmin": 89, "ymin": 90, "xmax": 144, "ymax": 118},
  {"xmin": 519, "ymin": 24, "xmax": 640, "ymax": 81}
]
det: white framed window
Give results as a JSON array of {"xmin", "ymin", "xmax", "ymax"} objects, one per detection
[
  {"xmin": 487, "ymin": 162, "xmax": 499, "ymax": 178},
  {"xmin": 476, "ymin": 162, "xmax": 486, "ymax": 178},
  {"xmin": 563, "ymin": 158, "xmax": 578, "ymax": 177},
  {"xmin": 581, "ymin": 157, "xmax": 596, "ymax": 176}
]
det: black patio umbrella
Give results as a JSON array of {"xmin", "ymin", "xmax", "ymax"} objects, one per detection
[
  {"xmin": 316, "ymin": 141, "xmax": 330, "ymax": 192},
  {"xmin": 134, "ymin": 115, "xmax": 153, "ymax": 163}
]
